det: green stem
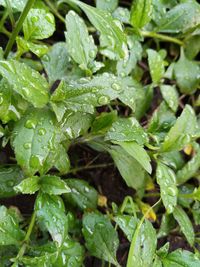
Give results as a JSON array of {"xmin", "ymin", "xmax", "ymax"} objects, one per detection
[
  {"xmin": 141, "ymin": 30, "xmax": 184, "ymax": 46},
  {"xmin": 4, "ymin": 0, "xmax": 36, "ymax": 58},
  {"xmin": 44, "ymin": 0, "xmax": 65, "ymax": 23},
  {"xmin": 69, "ymin": 163, "xmax": 114, "ymax": 174},
  {"xmin": 0, "ymin": 11, "xmax": 8, "ymax": 30},
  {"xmin": 126, "ymin": 199, "xmax": 161, "ymax": 267},
  {"xmin": 11, "ymin": 211, "xmax": 36, "ymax": 266}
]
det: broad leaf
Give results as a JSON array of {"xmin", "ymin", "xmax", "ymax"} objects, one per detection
[
  {"xmin": 147, "ymin": 49, "xmax": 165, "ymax": 84},
  {"xmin": 40, "ymin": 175, "xmax": 71, "ymax": 195},
  {"xmin": 16, "ymin": 37, "xmax": 48, "ymax": 57},
  {"xmin": 91, "ymin": 111, "xmax": 117, "ymax": 135},
  {"xmin": 105, "ymin": 117, "xmax": 148, "ymax": 145},
  {"xmin": 23, "ymin": 8, "xmax": 55, "ymax": 40},
  {"xmin": 114, "ymin": 215, "xmax": 137, "ymax": 242},
  {"xmin": 162, "ymin": 249, "xmax": 200, "ymax": 267},
  {"xmin": 156, "ymin": 161, "xmax": 178, "ymax": 213},
  {"xmin": 173, "ymin": 206, "xmax": 195, "ymax": 246},
  {"xmin": 0, "ymin": 166, "xmax": 24, "ymax": 198},
  {"xmin": 65, "ymin": 11, "xmax": 97, "ymax": 72},
  {"xmin": 117, "ymin": 141, "xmax": 152, "ymax": 173},
  {"xmin": 63, "ymin": 179, "xmax": 98, "ymax": 210},
  {"xmin": 130, "ymin": 0, "xmax": 153, "ymax": 29},
  {"xmin": 69, "ymin": 0, "xmax": 127, "ymax": 59},
  {"xmin": 12, "ymin": 108, "xmax": 63, "ymax": 176},
  {"xmin": 157, "ymin": 3, "xmax": 200, "ymax": 34},
  {"xmin": 82, "ymin": 212, "xmax": 119, "ymax": 266},
  {"xmin": 14, "ymin": 176, "xmax": 40, "ymax": 194},
  {"xmin": 174, "ymin": 49, "xmax": 200, "ymax": 94},
  {"xmin": 60, "ymin": 111, "xmax": 93, "ymax": 139},
  {"xmin": 176, "ymin": 146, "xmax": 200, "ymax": 184},
  {"xmin": 0, "ymin": 206, "xmax": 25, "ymax": 246},
  {"xmin": 96, "ymin": 0, "xmax": 118, "ymax": 13},
  {"xmin": 109, "ymin": 146, "xmax": 146, "ymax": 193},
  {"xmin": 161, "ymin": 105, "xmax": 198, "ymax": 152},
  {"xmin": 35, "ymin": 193, "xmax": 68, "ymax": 246},
  {"xmin": 160, "ymin": 85, "xmax": 179, "ymax": 112},
  {"xmin": 41, "ymin": 42, "xmax": 71, "ymax": 85},
  {"xmin": 127, "ymin": 219, "xmax": 157, "ymax": 267},
  {"xmin": 0, "ymin": 0, "xmax": 27, "ymax": 11},
  {"xmin": 0, "ymin": 60, "xmax": 49, "ymax": 108}
]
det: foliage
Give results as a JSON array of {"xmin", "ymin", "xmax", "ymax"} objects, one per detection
[{"xmin": 0, "ymin": 0, "xmax": 200, "ymax": 266}]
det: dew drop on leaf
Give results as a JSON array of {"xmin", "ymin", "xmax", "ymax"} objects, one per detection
[
  {"xmin": 25, "ymin": 119, "xmax": 36, "ymax": 129},
  {"xmin": 98, "ymin": 95, "xmax": 110, "ymax": 105},
  {"xmin": 38, "ymin": 128, "xmax": 46, "ymax": 136},
  {"xmin": 23, "ymin": 142, "xmax": 31, "ymax": 149},
  {"xmin": 31, "ymin": 16, "xmax": 39, "ymax": 23},
  {"xmin": 111, "ymin": 82, "xmax": 121, "ymax": 91}
]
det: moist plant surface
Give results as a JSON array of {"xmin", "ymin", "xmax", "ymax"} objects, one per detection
[{"xmin": 0, "ymin": 0, "xmax": 200, "ymax": 266}]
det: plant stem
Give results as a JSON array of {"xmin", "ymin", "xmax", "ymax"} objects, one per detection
[
  {"xmin": 141, "ymin": 30, "xmax": 184, "ymax": 46},
  {"xmin": 11, "ymin": 211, "xmax": 36, "ymax": 266},
  {"xmin": 69, "ymin": 163, "xmax": 114, "ymax": 174},
  {"xmin": 44, "ymin": 0, "xmax": 65, "ymax": 23},
  {"xmin": 0, "ymin": 11, "xmax": 8, "ymax": 30},
  {"xmin": 126, "ymin": 199, "xmax": 161, "ymax": 267},
  {"xmin": 4, "ymin": 0, "xmax": 36, "ymax": 58}
]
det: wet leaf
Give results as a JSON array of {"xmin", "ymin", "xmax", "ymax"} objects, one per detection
[
  {"xmin": 160, "ymin": 85, "xmax": 179, "ymax": 112},
  {"xmin": 156, "ymin": 161, "xmax": 178, "ymax": 213},
  {"xmin": 96, "ymin": 0, "xmax": 118, "ymax": 13},
  {"xmin": 14, "ymin": 176, "xmax": 40, "ymax": 194},
  {"xmin": 173, "ymin": 206, "xmax": 195, "ymax": 246},
  {"xmin": 35, "ymin": 193, "xmax": 68, "ymax": 246},
  {"xmin": 114, "ymin": 215, "xmax": 138, "ymax": 241},
  {"xmin": 130, "ymin": 0, "xmax": 152, "ymax": 29},
  {"xmin": 0, "ymin": 206, "xmax": 25, "ymax": 246},
  {"xmin": 0, "ymin": 60, "xmax": 49, "ymax": 108},
  {"xmin": 63, "ymin": 179, "xmax": 98, "ymax": 210},
  {"xmin": 147, "ymin": 49, "xmax": 165, "ymax": 84},
  {"xmin": 82, "ymin": 212, "xmax": 119, "ymax": 266},
  {"xmin": 23, "ymin": 8, "xmax": 55, "ymax": 40},
  {"xmin": 40, "ymin": 175, "xmax": 71, "ymax": 195}
]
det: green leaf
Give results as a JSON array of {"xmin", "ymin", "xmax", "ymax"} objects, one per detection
[
  {"xmin": 176, "ymin": 146, "xmax": 200, "ymax": 184},
  {"xmin": 91, "ymin": 111, "xmax": 117, "ymax": 135},
  {"xmin": 147, "ymin": 49, "xmax": 165, "ymax": 84},
  {"xmin": 157, "ymin": 213, "xmax": 176, "ymax": 238},
  {"xmin": 173, "ymin": 206, "xmax": 195, "ymax": 246},
  {"xmin": 114, "ymin": 215, "xmax": 137, "ymax": 242},
  {"xmin": 156, "ymin": 161, "xmax": 178, "ymax": 213},
  {"xmin": 113, "ymin": 7, "xmax": 130, "ymax": 24},
  {"xmin": 0, "ymin": 206, "xmax": 25, "ymax": 246},
  {"xmin": 63, "ymin": 179, "xmax": 98, "ymax": 210},
  {"xmin": 51, "ymin": 74, "xmax": 140, "ymax": 113},
  {"xmin": 0, "ymin": 60, "xmax": 49, "ymax": 108},
  {"xmin": 0, "ymin": 166, "xmax": 24, "ymax": 198},
  {"xmin": 54, "ymin": 146, "xmax": 70, "ymax": 175},
  {"xmin": 174, "ymin": 49, "xmax": 200, "ymax": 94},
  {"xmin": 65, "ymin": 11, "xmax": 98, "ymax": 72},
  {"xmin": 127, "ymin": 219, "xmax": 157, "ymax": 267},
  {"xmin": 11, "ymin": 108, "xmax": 63, "ymax": 176},
  {"xmin": 35, "ymin": 193, "xmax": 68, "ymax": 246},
  {"xmin": 161, "ymin": 105, "xmax": 198, "ymax": 152},
  {"xmin": 109, "ymin": 146, "xmax": 146, "ymax": 192},
  {"xmin": 60, "ymin": 110, "xmax": 94, "ymax": 139},
  {"xmin": 0, "ymin": 0, "xmax": 27, "ymax": 11},
  {"xmin": 14, "ymin": 176, "xmax": 40, "ymax": 194},
  {"xmin": 117, "ymin": 141, "xmax": 152, "ymax": 173},
  {"xmin": 40, "ymin": 175, "xmax": 71, "ymax": 195},
  {"xmin": 160, "ymin": 85, "xmax": 179, "ymax": 112},
  {"xmin": 162, "ymin": 249, "xmax": 200, "ymax": 267},
  {"xmin": 105, "ymin": 117, "xmax": 148, "ymax": 145},
  {"xmin": 117, "ymin": 36, "xmax": 142, "ymax": 77},
  {"xmin": 130, "ymin": 0, "xmax": 153, "ymax": 29},
  {"xmin": 185, "ymin": 35, "xmax": 200, "ymax": 60},
  {"xmin": 96, "ymin": 0, "xmax": 118, "ymax": 13},
  {"xmin": 23, "ymin": 8, "xmax": 55, "ymax": 40},
  {"xmin": 41, "ymin": 42, "xmax": 71, "ymax": 85},
  {"xmin": 82, "ymin": 212, "xmax": 119, "ymax": 266},
  {"xmin": 69, "ymin": 0, "xmax": 127, "ymax": 59},
  {"xmin": 16, "ymin": 37, "xmax": 48, "ymax": 58},
  {"xmin": 157, "ymin": 3, "xmax": 200, "ymax": 34},
  {"xmin": 0, "ymin": 78, "xmax": 28, "ymax": 123}
]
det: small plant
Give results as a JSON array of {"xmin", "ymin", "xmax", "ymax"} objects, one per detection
[{"xmin": 0, "ymin": 0, "xmax": 200, "ymax": 266}]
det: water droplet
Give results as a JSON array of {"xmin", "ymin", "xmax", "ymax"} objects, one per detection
[
  {"xmin": 42, "ymin": 54, "xmax": 50, "ymax": 62},
  {"xmin": 23, "ymin": 142, "xmax": 31, "ymax": 149},
  {"xmin": 89, "ymin": 49, "xmax": 96, "ymax": 58},
  {"xmin": 31, "ymin": 16, "xmax": 39, "ymax": 23},
  {"xmin": 84, "ymin": 186, "xmax": 90, "ymax": 193},
  {"xmin": 45, "ymin": 13, "xmax": 54, "ymax": 24},
  {"xmin": 111, "ymin": 82, "xmax": 121, "ymax": 91},
  {"xmin": 168, "ymin": 187, "xmax": 177, "ymax": 197},
  {"xmin": 166, "ymin": 204, "xmax": 174, "ymax": 214},
  {"xmin": 38, "ymin": 128, "xmax": 46, "ymax": 136},
  {"xmin": 25, "ymin": 119, "xmax": 36, "ymax": 129},
  {"xmin": 98, "ymin": 95, "xmax": 110, "ymax": 105}
]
